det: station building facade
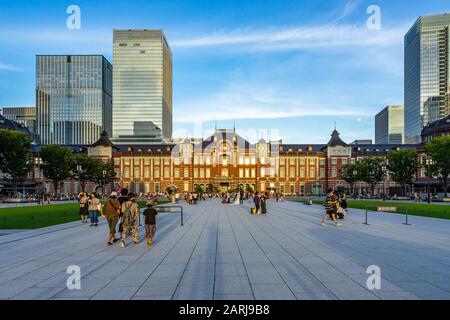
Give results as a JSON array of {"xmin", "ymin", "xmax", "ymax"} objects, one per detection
[{"xmin": 85, "ymin": 128, "xmax": 419, "ymax": 196}]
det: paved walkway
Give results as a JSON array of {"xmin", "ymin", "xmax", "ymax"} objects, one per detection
[{"xmin": 0, "ymin": 199, "xmax": 450, "ymax": 300}]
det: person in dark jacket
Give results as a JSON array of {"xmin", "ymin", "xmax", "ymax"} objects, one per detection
[
  {"xmin": 118, "ymin": 188, "xmax": 128, "ymax": 206},
  {"xmin": 254, "ymin": 193, "xmax": 261, "ymax": 213},
  {"xmin": 143, "ymin": 203, "xmax": 158, "ymax": 246},
  {"xmin": 260, "ymin": 193, "xmax": 267, "ymax": 214}
]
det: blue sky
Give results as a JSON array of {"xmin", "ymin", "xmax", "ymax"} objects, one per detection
[{"xmin": 0, "ymin": 0, "xmax": 449, "ymax": 143}]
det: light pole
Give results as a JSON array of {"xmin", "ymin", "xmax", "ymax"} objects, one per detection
[
  {"xmin": 382, "ymin": 164, "xmax": 387, "ymax": 201},
  {"xmin": 102, "ymin": 169, "xmax": 107, "ymax": 197},
  {"xmin": 76, "ymin": 165, "xmax": 83, "ymax": 194},
  {"xmin": 425, "ymin": 156, "xmax": 433, "ymax": 204},
  {"xmin": 34, "ymin": 157, "xmax": 43, "ymax": 199},
  {"xmin": 353, "ymin": 170, "xmax": 358, "ymax": 199}
]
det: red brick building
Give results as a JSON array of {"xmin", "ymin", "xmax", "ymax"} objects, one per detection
[{"xmin": 83, "ymin": 129, "xmax": 418, "ymax": 196}]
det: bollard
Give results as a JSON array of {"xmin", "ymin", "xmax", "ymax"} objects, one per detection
[
  {"xmin": 403, "ymin": 208, "xmax": 411, "ymax": 226},
  {"xmin": 181, "ymin": 207, "xmax": 184, "ymax": 226},
  {"xmin": 363, "ymin": 207, "xmax": 370, "ymax": 225}
]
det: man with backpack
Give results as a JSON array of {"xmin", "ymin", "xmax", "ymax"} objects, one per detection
[{"xmin": 120, "ymin": 192, "xmax": 141, "ymax": 248}]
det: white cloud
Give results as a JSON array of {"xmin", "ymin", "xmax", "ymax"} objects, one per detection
[
  {"xmin": 0, "ymin": 62, "xmax": 21, "ymax": 71},
  {"xmin": 171, "ymin": 23, "xmax": 409, "ymax": 52},
  {"xmin": 335, "ymin": 0, "xmax": 360, "ymax": 21},
  {"xmin": 174, "ymin": 88, "xmax": 370, "ymax": 123}
]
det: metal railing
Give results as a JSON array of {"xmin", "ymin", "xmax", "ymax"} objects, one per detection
[
  {"xmin": 363, "ymin": 206, "xmax": 411, "ymax": 226},
  {"xmin": 154, "ymin": 205, "xmax": 184, "ymax": 226}
]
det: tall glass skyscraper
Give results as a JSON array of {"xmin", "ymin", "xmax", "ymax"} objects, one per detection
[
  {"xmin": 36, "ymin": 55, "xmax": 112, "ymax": 145},
  {"xmin": 112, "ymin": 30, "xmax": 173, "ymax": 144},
  {"xmin": 375, "ymin": 105, "xmax": 404, "ymax": 144},
  {"xmin": 404, "ymin": 13, "xmax": 450, "ymax": 144}
]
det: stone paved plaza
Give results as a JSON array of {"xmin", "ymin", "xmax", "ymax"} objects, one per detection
[{"xmin": 0, "ymin": 199, "xmax": 450, "ymax": 300}]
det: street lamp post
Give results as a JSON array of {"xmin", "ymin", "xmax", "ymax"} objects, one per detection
[
  {"xmin": 76, "ymin": 165, "xmax": 83, "ymax": 194},
  {"xmin": 34, "ymin": 157, "xmax": 43, "ymax": 199},
  {"xmin": 353, "ymin": 170, "xmax": 358, "ymax": 199},
  {"xmin": 382, "ymin": 164, "xmax": 387, "ymax": 201},
  {"xmin": 102, "ymin": 169, "xmax": 107, "ymax": 197},
  {"xmin": 425, "ymin": 156, "xmax": 433, "ymax": 204}
]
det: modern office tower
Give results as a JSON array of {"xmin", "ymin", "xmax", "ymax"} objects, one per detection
[
  {"xmin": 375, "ymin": 105, "xmax": 405, "ymax": 144},
  {"xmin": 1, "ymin": 106, "xmax": 36, "ymax": 133},
  {"xmin": 404, "ymin": 13, "xmax": 450, "ymax": 144},
  {"xmin": 112, "ymin": 29, "xmax": 173, "ymax": 144},
  {"xmin": 350, "ymin": 140, "xmax": 373, "ymax": 145},
  {"xmin": 36, "ymin": 55, "xmax": 112, "ymax": 145}
]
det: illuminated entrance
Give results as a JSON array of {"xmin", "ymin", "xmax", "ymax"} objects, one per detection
[{"xmin": 219, "ymin": 182, "xmax": 230, "ymax": 193}]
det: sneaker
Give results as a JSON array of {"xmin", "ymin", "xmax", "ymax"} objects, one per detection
[
  {"xmin": 120, "ymin": 241, "xmax": 125, "ymax": 248},
  {"xmin": 113, "ymin": 238, "xmax": 120, "ymax": 243},
  {"xmin": 320, "ymin": 223, "xmax": 325, "ymax": 227},
  {"xmin": 336, "ymin": 223, "xmax": 342, "ymax": 227},
  {"xmin": 107, "ymin": 241, "xmax": 113, "ymax": 246},
  {"xmin": 133, "ymin": 241, "xmax": 139, "ymax": 245},
  {"xmin": 89, "ymin": 224, "xmax": 94, "ymax": 226}
]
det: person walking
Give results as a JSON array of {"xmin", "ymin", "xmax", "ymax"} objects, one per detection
[
  {"xmin": 102, "ymin": 191, "xmax": 121, "ymax": 245},
  {"xmin": 254, "ymin": 193, "xmax": 261, "ymax": 213},
  {"xmin": 260, "ymin": 193, "xmax": 267, "ymax": 214},
  {"xmin": 120, "ymin": 192, "xmax": 140, "ymax": 248},
  {"xmin": 341, "ymin": 192, "xmax": 348, "ymax": 213},
  {"xmin": 143, "ymin": 203, "xmax": 158, "ymax": 246},
  {"xmin": 118, "ymin": 188, "xmax": 128, "ymax": 206},
  {"xmin": 321, "ymin": 189, "xmax": 341, "ymax": 227},
  {"xmin": 88, "ymin": 193, "xmax": 102, "ymax": 227},
  {"xmin": 78, "ymin": 192, "xmax": 89, "ymax": 223}
]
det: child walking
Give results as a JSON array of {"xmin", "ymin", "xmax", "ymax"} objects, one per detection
[{"xmin": 143, "ymin": 203, "xmax": 158, "ymax": 246}]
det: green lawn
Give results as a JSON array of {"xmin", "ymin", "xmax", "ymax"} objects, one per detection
[
  {"xmin": 307, "ymin": 199, "xmax": 450, "ymax": 220},
  {"xmin": 0, "ymin": 200, "xmax": 170, "ymax": 230}
]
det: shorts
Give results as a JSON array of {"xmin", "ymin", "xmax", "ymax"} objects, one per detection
[{"xmin": 326, "ymin": 208, "xmax": 336, "ymax": 217}]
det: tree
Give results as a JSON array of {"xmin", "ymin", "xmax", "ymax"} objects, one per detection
[
  {"xmin": 205, "ymin": 183, "xmax": 215, "ymax": 194},
  {"xmin": 194, "ymin": 184, "xmax": 204, "ymax": 195},
  {"xmin": 387, "ymin": 149, "xmax": 418, "ymax": 196},
  {"xmin": 358, "ymin": 157, "xmax": 385, "ymax": 195},
  {"xmin": 40, "ymin": 145, "xmax": 74, "ymax": 194},
  {"xmin": 72, "ymin": 153, "xmax": 100, "ymax": 192},
  {"xmin": 341, "ymin": 163, "xmax": 359, "ymax": 194},
  {"xmin": 94, "ymin": 160, "xmax": 116, "ymax": 196},
  {"xmin": 426, "ymin": 135, "xmax": 450, "ymax": 198},
  {"xmin": 0, "ymin": 129, "xmax": 33, "ymax": 197}
]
